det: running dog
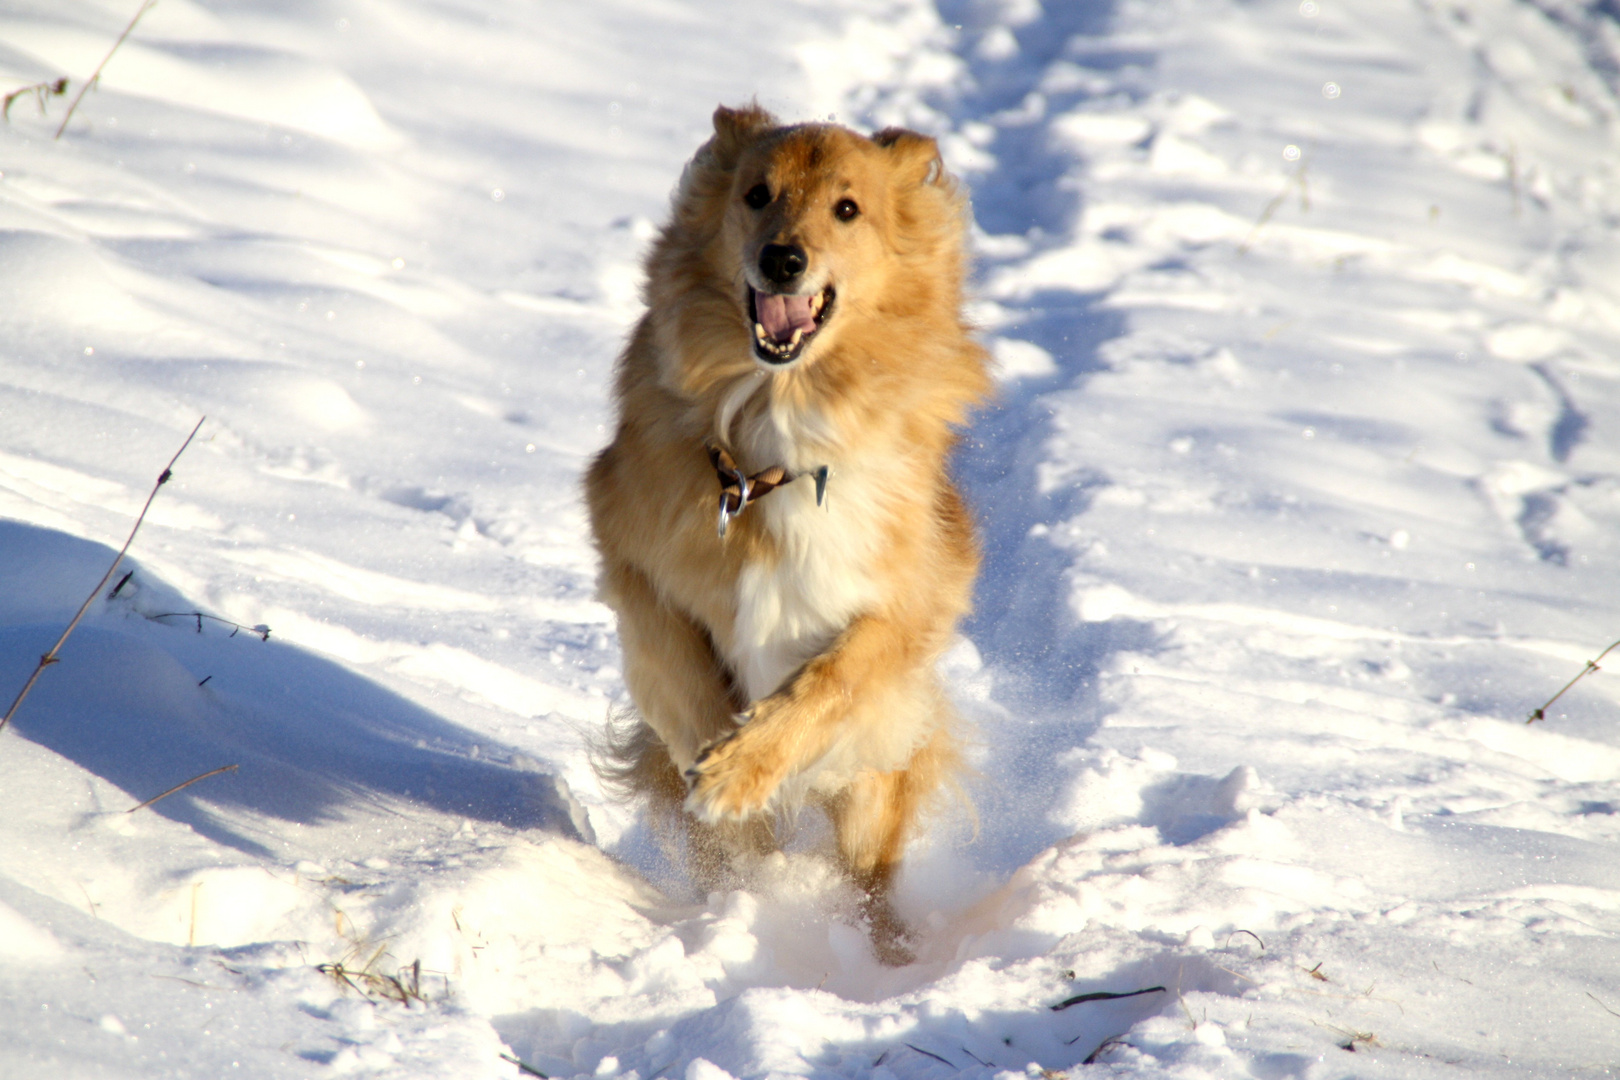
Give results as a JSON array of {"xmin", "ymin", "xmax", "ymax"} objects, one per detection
[{"xmin": 586, "ymin": 104, "xmax": 990, "ymax": 962}]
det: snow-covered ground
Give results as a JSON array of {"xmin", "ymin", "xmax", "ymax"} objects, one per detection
[{"xmin": 2, "ymin": 0, "xmax": 1619, "ymax": 1075}]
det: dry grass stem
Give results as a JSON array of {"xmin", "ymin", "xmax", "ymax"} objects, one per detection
[
  {"xmin": 55, "ymin": 0, "xmax": 158, "ymax": 139},
  {"xmin": 0, "ymin": 417, "xmax": 205, "ymax": 737},
  {"xmin": 957, "ymin": 1045, "xmax": 991, "ymax": 1067},
  {"xmin": 903, "ymin": 1044, "xmax": 953, "ymax": 1067},
  {"xmin": 150, "ymin": 973, "xmax": 233, "ymax": 991},
  {"xmin": 1239, "ymin": 154, "xmax": 1311, "ymax": 254},
  {"xmin": 317, "ymin": 916, "xmax": 432, "ymax": 1008},
  {"xmin": 1213, "ymin": 964, "xmax": 1259, "ymax": 984},
  {"xmin": 317, "ymin": 955, "xmax": 429, "ymax": 1007},
  {"xmin": 500, "ymin": 1052, "xmax": 550, "ymax": 1078},
  {"xmin": 1082, "ymin": 1036, "xmax": 1127, "ymax": 1063},
  {"xmin": 1226, "ymin": 928, "xmax": 1265, "ymax": 951},
  {"xmin": 1051, "ymin": 985, "xmax": 1167, "ymax": 1011},
  {"xmin": 1528, "ymin": 638, "xmax": 1620, "ymax": 723},
  {"xmin": 1316, "ymin": 1021, "xmax": 1381, "ymax": 1052},
  {"xmin": 146, "ymin": 611, "xmax": 271, "ymax": 640},
  {"xmin": 1589, "ymin": 992, "xmax": 1620, "ymax": 1020},
  {"xmin": 3, "ymin": 78, "xmax": 68, "ymax": 121},
  {"xmin": 127, "ymin": 763, "xmax": 239, "ymax": 814}
]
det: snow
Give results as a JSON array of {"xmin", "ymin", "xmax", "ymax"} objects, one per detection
[{"xmin": 1, "ymin": 0, "xmax": 1619, "ymax": 1076}]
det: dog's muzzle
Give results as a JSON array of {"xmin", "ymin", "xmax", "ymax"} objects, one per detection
[{"xmin": 748, "ymin": 284, "xmax": 835, "ymax": 365}]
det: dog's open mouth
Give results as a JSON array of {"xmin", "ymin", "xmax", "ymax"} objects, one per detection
[{"xmin": 748, "ymin": 285, "xmax": 835, "ymax": 365}]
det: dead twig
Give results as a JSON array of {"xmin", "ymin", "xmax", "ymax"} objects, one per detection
[
  {"xmin": 316, "ymin": 918, "xmax": 431, "ymax": 1009},
  {"xmin": 146, "ymin": 611, "xmax": 271, "ymax": 640},
  {"xmin": 0, "ymin": 417, "xmax": 205, "ymax": 737},
  {"xmin": 107, "ymin": 572, "xmax": 271, "ymax": 640},
  {"xmin": 317, "ymin": 955, "xmax": 428, "ymax": 1007},
  {"xmin": 1238, "ymin": 151, "xmax": 1311, "ymax": 254},
  {"xmin": 1081, "ymin": 1035, "xmax": 1127, "ymax": 1061},
  {"xmin": 500, "ymin": 1053, "xmax": 549, "ymax": 1078},
  {"xmin": 1589, "ymin": 992, "xmax": 1620, "ymax": 1020},
  {"xmin": 1528, "ymin": 639, "xmax": 1620, "ymax": 723},
  {"xmin": 150, "ymin": 973, "xmax": 234, "ymax": 991},
  {"xmin": 1213, "ymin": 964, "xmax": 1260, "ymax": 984},
  {"xmin": 1226, "ymin": 929, "xmax": 1265, "ymax": 951},
  {"xmin": 1433, "ymin": 960, "xmax": 1473, "ymax": 986},
  {"xmin": 904, "ymin": 1044, "xmax": 954, "ymax": 1067},
  {"xmin": 127, "ymin": 764, "xmax": 238, "ymax": 813},
  {"xmin": 1051, "ymin": 985, "xmax": 1166, "ymax": 1011},
  {"xmin": 55, "ymin": 0, "xmax": 158, "ymax": 139},
  {"xmin": 3, "ymin": 78, "xmax": 68, "ymax": 121},
  {"xmin": 1316, "ymin": 1021, "xmax": 1380, "ymax": 1051},
  {"xmin": 958, "ymin": 1045, "xmax": 991, "ymax": 1067}
]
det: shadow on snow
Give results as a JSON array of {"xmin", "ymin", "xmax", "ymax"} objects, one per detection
[{"xmin": 0, "ymin": 519, "xmax": 585, "ymax": 858}]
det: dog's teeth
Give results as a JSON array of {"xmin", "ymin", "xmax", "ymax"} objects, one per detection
[
  {"xmin": 789, "ymin": 329, "xmax": 803, "ymax": 346},
  {"xmin": 754, "ymin": 324, "xmax": 767, "ymax": 342}
]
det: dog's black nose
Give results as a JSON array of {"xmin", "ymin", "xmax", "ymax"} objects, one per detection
[{"xmin": 759, "ymin": 243, "xmax": 807, "ymax": 286}]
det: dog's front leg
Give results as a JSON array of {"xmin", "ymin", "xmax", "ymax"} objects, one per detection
[{"xmin": 684, "ymin": 611, "xmax": 935, "ymax": 822}]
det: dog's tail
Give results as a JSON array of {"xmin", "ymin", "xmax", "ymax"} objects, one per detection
[
  {"xmin": 588, "ymin": 707, "xmax": 686, "ymax": 820},
  {"xmin": 589, "ymin": 708, "xmax": 776, "ymax": 890}
]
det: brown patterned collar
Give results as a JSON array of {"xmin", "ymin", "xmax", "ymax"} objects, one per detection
[{"xmin": 706, "ymin": 443, "xmax": 829, "ymax": 537}]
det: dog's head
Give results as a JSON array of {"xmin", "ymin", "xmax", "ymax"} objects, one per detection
[{"xmin": 654, "ymin": 105, "xmax": 968, "ymax": 377}]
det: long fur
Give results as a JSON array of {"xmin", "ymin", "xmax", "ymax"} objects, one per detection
[{"xmin": 586, "ymin": 104, "xmax": 990, "ymax": 962}]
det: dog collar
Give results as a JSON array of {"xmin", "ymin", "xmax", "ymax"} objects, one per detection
[{"xmin": 706, "ymin": 443, "xmax": 829, "ymax": 537}]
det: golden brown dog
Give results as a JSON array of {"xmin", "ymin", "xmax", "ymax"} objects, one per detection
[{"xmin": 586, "ymin": 104, "xmax": 989, "ymax": 961}]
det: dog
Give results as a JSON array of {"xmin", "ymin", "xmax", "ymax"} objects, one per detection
[{"xmin": 586, "ymin": 104, "xmax": 990, "ymax": 962}]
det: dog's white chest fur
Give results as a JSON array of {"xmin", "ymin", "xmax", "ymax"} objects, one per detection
[{"xmin": 728, "ymin": 469, "xmax": 880, "ymax": 704}]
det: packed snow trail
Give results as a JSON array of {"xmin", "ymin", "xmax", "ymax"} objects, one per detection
[{"xmin": 1, "ymin": 0, "xmax": 1619, "ymax": 1078}]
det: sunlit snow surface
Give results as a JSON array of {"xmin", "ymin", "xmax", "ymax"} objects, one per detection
[{"xmin": 1, "ymin": 0, "xmax": 1619, "ymax": 1076}]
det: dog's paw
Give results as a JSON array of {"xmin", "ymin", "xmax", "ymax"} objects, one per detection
[
  {"xmin": 683, "ymin": 721, "xmax": 783, "ymax": 824},
  {"xmin": 864, "ymin": 896, "xmax": 917, "ymax": 967}
]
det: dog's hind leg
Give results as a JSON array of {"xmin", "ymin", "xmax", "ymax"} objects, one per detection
[
  {"xmin": 686, "ymin": 813, "xmax": 778, "ymax": 894},
  {"xmin": 599, "ymin": 558, "xmax": 743, "ymax": 771},
  {"xmin": 596, "ymin": 558, "xmax": 783, "ymax": 890},
  {"xmin": 827, "ymin": 726, "xmax": 958, "ymax": 966}
]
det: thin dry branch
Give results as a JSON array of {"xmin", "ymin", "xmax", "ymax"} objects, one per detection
[
  {"xmin": 0, "ymin": 416, "xmax": 205, "ymax": 736},
  {"xmin": 1051, "ymin": 985, "xmax": 1166, "ymax": 1011},
  {"xmin": 127, "ymin": 763, "xmax": 238, "ymax": 814},
  {"xmin": 903, "ymin": 1044, "xmax": 954, "ymax": 1067},
  {"xmin": 1082, "ymin": 1035, "xmax": 1128, "ymax": 1062},
  {"xmin": 1238, "ymin": 152, "xmax": 1311, "ymax": 254},
  {"xmin": 147, "ymin": 611, "xmax": 271, "ymax": 640},
  {"xmin": 316, "ymin": 955, "xmax": 429, "ymax": 1007},
  {"xmin": 500, "ymin": 1053, "xmax": 550, "ymax": 1078},
  {"xmin": 1226, "ymin": 929, "xmax": 1266, "ymax": 952},
  {"xmin": 1527, "ymin": 639, "xmax": 1620, "ymax": 724},
  {"xmin": 957, "ymin": 1045, "xmax": 991, "ymax": 1068},
  {"xmin": 55, "ymin": 0, "xmax": 158, "ymax": 139}
]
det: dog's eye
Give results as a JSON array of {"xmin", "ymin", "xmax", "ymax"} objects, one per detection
[
  {"xmin": 834, "ymin": 198, "xmax": 860, "ymax": 222},
  {"xmin": 744, "ymin": 183, "xmax": 771, "ymax": 210}
]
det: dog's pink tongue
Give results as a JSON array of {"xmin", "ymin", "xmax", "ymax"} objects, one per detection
[{"xmin": 756, "ymin": 292, "xmax": 817, "ymax": 342}]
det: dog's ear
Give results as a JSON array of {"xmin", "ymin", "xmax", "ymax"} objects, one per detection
[
  {"xmin": 873, "ymin": 127, "xmax": 945, "ymax": 186},
  {"xmin": 710, "ymin": 103, "xmax": 776, "ymax": 166}
]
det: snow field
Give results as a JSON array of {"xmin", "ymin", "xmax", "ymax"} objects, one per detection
[{"xmin": 0, "ymin": 0, "xmax": 1618, "ymax": 1077}]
